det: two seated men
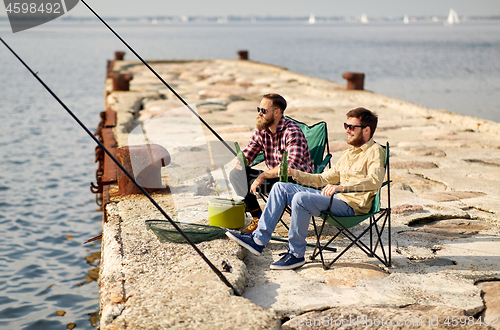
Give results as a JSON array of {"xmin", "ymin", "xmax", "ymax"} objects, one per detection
[{"xmin": 229, "ymin": 93, "xmax": 386, "ymax": 270}]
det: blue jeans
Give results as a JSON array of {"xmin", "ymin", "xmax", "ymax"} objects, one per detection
[{"xmin": 253, "ymin": 182, "xmax": 355, "ymax": 258}]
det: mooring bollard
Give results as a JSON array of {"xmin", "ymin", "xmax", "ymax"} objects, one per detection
[
  {"xmin": 114, "ymin": 51, "xmax": 125, "ymax": 61},
  {"xmin": 110, "ymin": 72, "xmax": 133, "ymax": 91},
  {"xmin": 107, "ymin": 51, "xmax": 126, "ymax": 78},
  {"xmin": 116, "ymin": 144, "xmax": 171, "ymax": 195},
  {"xmin": 237, "ymin": 50, "xmax": 249, "ymax": 60},
  {"xmin": 342, "ymin": 72, "xmax": 365, "ymax": 90}
]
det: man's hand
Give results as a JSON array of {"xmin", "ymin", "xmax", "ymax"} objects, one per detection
[
  {"xmin": 250, "ymin": 174, "xmax": 265, "ymax": 194},
  {"xmin": 322, "ymin": 184, "xmax": 343, "ymax": 197},
  {"xmin": 250, "ymin": 167, "xmax": 280, "ymax": 194},
  {"xmin": 232, "ymin": 157, "xmax": 243, "ymax": 170}
]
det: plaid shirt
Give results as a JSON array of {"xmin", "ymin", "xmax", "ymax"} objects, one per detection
[{"xmin": 243, "ymin": 116, "xmax": 314, "ymax": 173}]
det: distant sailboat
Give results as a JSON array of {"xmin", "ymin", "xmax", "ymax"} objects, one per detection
[
  {"xmin": 217, "ymin": 16, "xmax": 228, "ymax": 24},
  {"xmin": 403, "ymin": 14, "xmax": 409, "ymax": 24},
  {"xmin": 445, "ymin": 8, "xmax": 459, "ymax": 26},
  {"xmin": 360, "ymin": 13, "xmax": 369, "ymax": 24},
  {"xmin": 308, "ymin": 13, "xmax": 316, "ymax": 24}
]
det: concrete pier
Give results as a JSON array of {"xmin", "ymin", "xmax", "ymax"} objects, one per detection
[{"xmin": 97, "ymin": 55, "xmax": 500, "ymax": 329}]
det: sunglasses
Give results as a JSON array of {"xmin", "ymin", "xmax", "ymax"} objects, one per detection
[
  {"xmin": 257, "ymin": 107, "xmax": 275, "ymax": 115},
  {"xmin": 344, "ymin": 123, "xmax": 367, "ymax": 131}
]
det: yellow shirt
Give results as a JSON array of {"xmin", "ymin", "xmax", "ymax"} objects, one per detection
[{"xmin": 292, "ymin": 139, "xmax": 386, "ymax": 215}]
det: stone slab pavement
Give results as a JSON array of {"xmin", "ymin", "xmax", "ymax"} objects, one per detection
[{"xmin": 99, "ymin": 58, "xmax": 500, "ymax": 329}]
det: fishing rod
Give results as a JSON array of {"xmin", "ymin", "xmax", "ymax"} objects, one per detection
[
  {"xmin": 0, "ymin": 37, "xmax": 240, "ymax": 297},
  {"xmin": 79, "ymin": 0, "xmax": 236, "ymax": 157}
]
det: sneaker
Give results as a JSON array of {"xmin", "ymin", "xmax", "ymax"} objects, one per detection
[
  {"xmin": 225, "ymin": 231, "xmax": 264, "ymax": 256},
  {"xmin": 242, "ymin": 217, "xmax": 259, "ymax": 233},
  {"xmin": 270, "ymin": 251, "xmax": 305, "ymax": 270}
]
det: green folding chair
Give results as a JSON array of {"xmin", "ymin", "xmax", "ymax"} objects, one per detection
[
  {"xmin": 310, "ymin": 142, "xmax": 391, "ymax": 269},
  {"xmin": 250, "ymin": 116, "xmax": 331, "ymax": 174},
  {"xmin": 250, "ymin": 116, "xmax": 332, "ymax": 230}
]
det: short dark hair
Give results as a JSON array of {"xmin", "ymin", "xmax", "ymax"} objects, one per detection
[
  {"xmin": 263, "ymin": 93, "xmax": 287, "ymax": 112},
  {"xmin": 346, "ymin": 107, "xmax": 378, "ymax": 138}
]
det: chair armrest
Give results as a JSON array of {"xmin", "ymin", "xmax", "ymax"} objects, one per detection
[
  {"xmin": 314, "ymin": 154, "xmax": 332, "ymax": 174},
  {"xmin": 337, "ymin": 180, "xmax": 391, "ymax": 193},
  {"xmin": 250, "ymin": 152, "xmax": 265, "ymax": 167}
]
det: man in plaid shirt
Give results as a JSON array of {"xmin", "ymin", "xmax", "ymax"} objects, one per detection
[{"xmin": 230, "ymin": 93, "xmax": 314, "ymax": 232}]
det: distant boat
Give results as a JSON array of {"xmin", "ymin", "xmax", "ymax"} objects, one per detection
[
  {"xmin": 360, "ymin": 13, "xmax": 369, "ymax": 24},
  {"xmin": 445, "ymin": 8, "xmax": 459, "ymax": 26},
  {"xmin": 308, "ymin": 13, "xmax": 316, "ymax": 24},
  {"xmin": 403, "ymin": 14, "xmax": 409, "ymax": 24},
  {"xmin": 150, "ymin": 19, "xmax": 158, "ymax": 26},
  {"xmin": 217, "ymin": 16, "xmax": 228, "ymax": 24}
]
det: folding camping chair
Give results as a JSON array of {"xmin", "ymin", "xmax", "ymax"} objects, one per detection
[
  {"xmin": 250, "ymin": 116, "xmax": 332, "ymax": 229},
  {"xmin": 250, "ymin": 116, "xmax": 331, "ymax": 173},
  {"xmin": 309, "ymin": 142, "xmax": 391, "ymax": 269}
]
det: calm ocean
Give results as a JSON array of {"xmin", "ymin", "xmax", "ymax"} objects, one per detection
[{"xmin": 1, "ymin": 18, "xmax": 499, "ymax": 329}]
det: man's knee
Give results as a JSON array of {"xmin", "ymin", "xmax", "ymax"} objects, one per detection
[
  {"xmin": 291, "ymin": 191, "xmax": 310, "ymax": 208},
  {"xmin": 272, "ymin": 181, "xmax": 292, "ymax": 194}
]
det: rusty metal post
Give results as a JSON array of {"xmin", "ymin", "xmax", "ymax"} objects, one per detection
[
  {"xmin": 107, "ymin": 51, "xmax": 126, "ymax": 78},
  {"xmin": 106, "ymin": 60, "xmax": 113, "ymax": 78},
  {"xmin": 114, "ymin": 51, "xmax": 125, "ymax": 60},
  {"xmin": 116, "ymin": 144, "xmax": 171, "ymax": 195},
  {"xmin": 110, "ymin": 72, "xmax": 133, "ymax": 91},
  {"xmin": 342, "ymin": 72, "xmax": 365, "ymax": 90},
  {"xmin": 237, "ymin": 50, "xmax": 248, "ymax": 60}
]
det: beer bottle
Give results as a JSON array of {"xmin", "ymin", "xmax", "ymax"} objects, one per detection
[
  {"xmin": 279, "ymin": 150, "xmax": 288, "ymax": 182},
  {"xmin": 235, "ymin": 142, "xmax": 248, "ymax": 168}
]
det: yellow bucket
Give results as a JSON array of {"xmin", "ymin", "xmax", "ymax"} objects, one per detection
[{"xmin": 208, "ymin": 197, "xmax": 245, "ymax": 229}]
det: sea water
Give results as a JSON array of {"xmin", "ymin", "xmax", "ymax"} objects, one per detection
[{"xmin": 0, "ymin": 18, "xmax": 499, "ymax": 329}]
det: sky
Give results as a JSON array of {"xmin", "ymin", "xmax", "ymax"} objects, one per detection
[{"xmin": 2, "ymin": 0, "xmax": 500, "ymax": 18}]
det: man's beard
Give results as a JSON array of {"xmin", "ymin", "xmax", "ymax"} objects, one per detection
[
  {"xmin": 256, "ymin": 115, "xmax": 274, "ymax": 131},
  {"xmin": 347, "ymin": 133, "xmax": 364, "ymax": 148}
]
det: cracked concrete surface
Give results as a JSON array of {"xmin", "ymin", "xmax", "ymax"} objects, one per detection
[{"xmin": 99, "ymin": 58, "xmax": 500, "ymax": 329}]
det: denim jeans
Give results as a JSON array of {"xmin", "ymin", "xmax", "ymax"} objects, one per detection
[
  {"xmin": 253, "ymin": 182, "xmax": 355, "ymax": 258},
  {"xmin": 229, "ymin": 167, "xmax": 295, "ymax": 213}
]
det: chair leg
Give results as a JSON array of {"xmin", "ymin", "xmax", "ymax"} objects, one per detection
[
  {"xmin": 372, "ymin": 211, "xmax": 388, "ymax": 251},
  {"xmin": 311, "ymin": 214, "xmax": 393, "ymax": 269},
  {"xmin": 360, "ymin": 211, "xmax": 390, "ymax": 266},
  {"xmin": 277, "ymin": 206, "xmax": 289, "ymax": 231},
  {"xmin": 369, "ymin": 216, "xmax": 373, "ymax": 257},
  {"xmin": 280, "ymin": 205, "xmax": 291, "ymax": 231},
  {"xmin": 371, "ymin": 212, "xmax": 390, "ymax": 266},
  {"xmin": 323, "ymin": 214, "xmax": 391, "ymax": 268},
  {"xmin": 325, "ymin": 228, "xmax": 373, "ymax": 269},
  {"xmin": 388, "ymin": 212, "xmax": 391, "ymax": 267},
  {"xmin": 310, "ymin": 217, "xmax": 326, "ymax": 265},
  {"xmin": 318, "ymin": 234, "xmax": 342, "ymax": 270},
  {"xmin": 311, "ymin": 217, "xmax": 343, "ymax": 269}
]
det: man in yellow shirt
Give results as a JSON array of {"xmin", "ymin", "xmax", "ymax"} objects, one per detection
[{"xmin": 226, "ymin": 108, "xmax": 386, "ymax": 270}]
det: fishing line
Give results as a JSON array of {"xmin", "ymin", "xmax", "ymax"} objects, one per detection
[
  {"xmin": 79, "ymin": 0, "xmax": 236, "ymax": 157},
  {"xmin": 0, "ymin": 37, "xmax": 241, "ymax": 297}
]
